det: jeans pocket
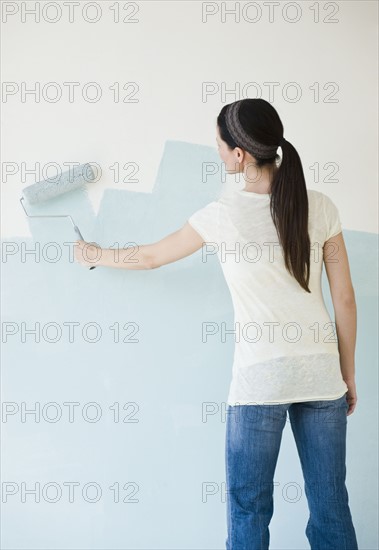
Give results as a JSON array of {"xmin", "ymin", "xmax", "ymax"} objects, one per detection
[{"xmin": 339, "ymin": 392, "xmax": 349, "ymax": 406}]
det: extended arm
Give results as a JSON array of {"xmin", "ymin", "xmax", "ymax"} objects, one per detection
[{"xmin": 74, "ymin": 222, "xmax": 205, "ymax": 270}]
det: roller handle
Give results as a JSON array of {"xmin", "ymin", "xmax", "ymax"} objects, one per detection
[{"xmin": 74, "ymin": 226, "xmax": 96, "ymax": 270}]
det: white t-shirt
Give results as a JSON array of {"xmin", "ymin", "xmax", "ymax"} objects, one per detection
[{"xmin": 188, "ymin": 188, "xmax": 348, "ymax": 405}]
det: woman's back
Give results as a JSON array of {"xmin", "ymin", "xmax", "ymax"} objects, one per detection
[{"xmin": 188, "ymin": 188, "xmax": 348, "ymax": 405}]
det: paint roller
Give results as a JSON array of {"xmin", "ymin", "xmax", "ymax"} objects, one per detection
[{"xmin": 20, "ymin": 163, "xmax": 98, "ymax": 270}]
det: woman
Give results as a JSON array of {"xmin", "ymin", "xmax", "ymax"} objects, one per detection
[{"xmin": 75, "ymin": 98, "xmax": 359, "ymax": 549}]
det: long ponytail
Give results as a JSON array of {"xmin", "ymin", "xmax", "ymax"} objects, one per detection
[
  {"xmin": 270, "ymin": 138, "xmax": 311, "ymax": 293},
  {"xmin": 217, "ymin": 98, "xmax": 311, "ymax": 293}
]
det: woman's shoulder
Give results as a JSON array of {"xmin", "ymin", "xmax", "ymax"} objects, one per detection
[{"xmin": 307, "ymin": 188, "xmax": 324, "ymax": 203}]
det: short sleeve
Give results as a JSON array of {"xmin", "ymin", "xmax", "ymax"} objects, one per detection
[
  {"xmin": 187, "ymin": 201, "xmax": 222, "ymax": 244},
  {"xmin": 322, "ymin": 193, "xmax": 342, "ymax": 242}
]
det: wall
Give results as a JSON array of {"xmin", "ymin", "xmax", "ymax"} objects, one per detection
[{"xmin": 1, "ymin": 1, "xmax": 378, "ymax": 548}]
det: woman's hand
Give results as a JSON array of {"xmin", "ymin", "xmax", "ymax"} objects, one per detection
[
  {"xmin": 344, "ymin": 378, "xmax": 357, "ymax": 416},
  {"xmin": 74, "ymin": 240, "xmax": 102, "ymax": 267}
]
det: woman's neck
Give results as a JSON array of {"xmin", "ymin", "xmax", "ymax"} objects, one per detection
[{"xmin": 242, "ymin": 163, "xmax": 278, "ymax": 194}]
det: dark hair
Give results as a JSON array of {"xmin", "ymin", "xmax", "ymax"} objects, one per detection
[{"xmin": 217, "ymin": 98, "xmax": 311, "ymax": 293}]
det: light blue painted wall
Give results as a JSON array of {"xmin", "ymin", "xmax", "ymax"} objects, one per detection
[{"xmin": 2, "ymin": 141, "xmax": 378, "ymax": 549}]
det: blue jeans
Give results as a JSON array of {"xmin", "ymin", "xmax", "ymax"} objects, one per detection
[{"xmin": 225, "ymin": 393, "xmax": 358, "ymax": 549}]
